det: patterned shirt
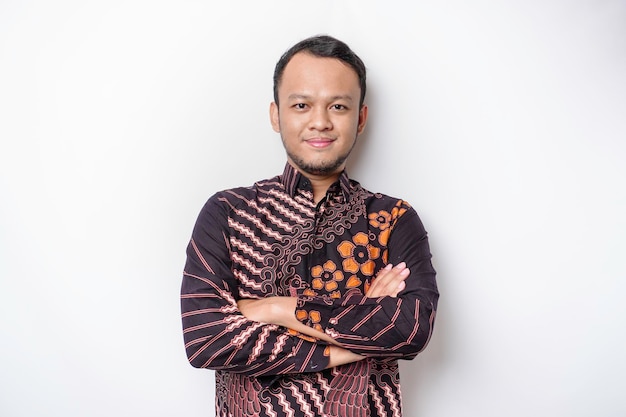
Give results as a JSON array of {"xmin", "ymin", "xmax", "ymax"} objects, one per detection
[{"xmin": 181, "ymin": 163, "xmax": 438, "ymax": 417}]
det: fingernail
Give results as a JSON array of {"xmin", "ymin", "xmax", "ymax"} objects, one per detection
[
  {"xmin": 384, "ymin": 264, "xmax": 393, "ymax": 270},
  {"xmin": 395, "ymin": 262, "xmax": 406, "ymax": 269}
]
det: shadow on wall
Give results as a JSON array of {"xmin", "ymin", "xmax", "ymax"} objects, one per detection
[
  {"xmin": 347, "ymin": 84, "xmax": 451, "ymax": 412},
  {"xmin": 400, "ymin": 249, "xmax": 451, "ymax": 413}
]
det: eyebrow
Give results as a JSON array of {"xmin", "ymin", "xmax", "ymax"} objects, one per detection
[{"xmin": 287, "ymin": 93, "xmax": 354, "ymax": 102}]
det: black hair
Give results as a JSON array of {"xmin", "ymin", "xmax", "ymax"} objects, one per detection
[{"xmin": 273, "ymin": 35, "xmax": 367, "ymax": 107}]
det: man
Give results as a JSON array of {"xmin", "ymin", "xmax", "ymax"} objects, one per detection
[{"xmin": 181, "ymin": 35, "xmax": 438, "ymax": 417}]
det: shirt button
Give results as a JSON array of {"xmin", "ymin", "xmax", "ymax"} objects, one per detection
[{"xmin": 330, "ymin": 318, "xmax": 338, "ymax": 325}]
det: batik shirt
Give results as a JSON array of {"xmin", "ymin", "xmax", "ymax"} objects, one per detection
[{"xmin": 181, "ymin": 163, "xmax": 438, "ymax": 417}]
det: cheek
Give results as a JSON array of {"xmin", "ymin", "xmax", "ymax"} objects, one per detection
[
  {"xmin": 338, "ymin": 118, "xmax": 360, "ymax": 137},
  {"xmin": 280, "ymin": 116, "xmax": 305, "ymax": 135},
  {"xmin": 279, "ymin": 123, "xmax": 296, "ymax": 139}
]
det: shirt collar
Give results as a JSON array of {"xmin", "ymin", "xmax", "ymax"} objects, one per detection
[{"xmin": 281, "ymin": 163, "xmax": 352, "ymax": 201}]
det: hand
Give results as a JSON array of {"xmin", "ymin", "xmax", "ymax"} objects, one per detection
[
  {"xmin": 238, "ymin": 297, "xmax": 339, "ymax": 345},
  {"xmin": 366, "ymin": 262, "xmax": 410, "ymax": 298},
  {"xmin": 326, "ymin": 345, "xmax": 365, "ymax": 368},
  {"xmin": 237, "ymin": 297, "xmax": 297, "ymax": 327}
]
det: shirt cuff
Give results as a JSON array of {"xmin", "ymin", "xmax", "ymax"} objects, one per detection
[
  {"xmin": 298, "ymin": 342, "xmax": 330, "ymax": 373},
  {"xmin": 295, "ymin": 296, "xmax": 336, "ymax": 335}
]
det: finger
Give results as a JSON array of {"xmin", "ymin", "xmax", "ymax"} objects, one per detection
[
  {"xmin": 367, "ymin": 265, "xmax": 410, "ymax": 298},
  {"xmin": 367, "ymin": 264, "xmax": 393, "ymax": 292},
  {"xmin": 394, "ymin": 262, "xmax": 407, "ymax": 270},
  {"xmin": 368, "ymin": 268, "xmax": 387, "ymax": 292},
  {"xmin": 372, "ymin": 263, "xmax": 406, "ymax": 281},
  {"xmin": 376, "ymin": 263, "xmax": 393, "ymax": 278},
  {"xmin": 382, "ymin": 268, "xmax": 409, "ymax": 297}
]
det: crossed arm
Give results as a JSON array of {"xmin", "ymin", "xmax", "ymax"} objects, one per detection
[
  {"xmin": 237, "ymin": 263, "xmax": 411, "ymax": 368},
  {"xmin": 182, "ymin": 196, "xmax": 437, "ymax": 375}
]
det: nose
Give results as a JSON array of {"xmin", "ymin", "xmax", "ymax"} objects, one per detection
[{"xmin": 308, "ymin": 107, "xmax": 332, "ymax": 131}]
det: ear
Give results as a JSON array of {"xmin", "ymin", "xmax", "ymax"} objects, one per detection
[
  {"xmin": 357, "ymin": 104, "xmax": 368, "ymax": 134},
  {"xmin": 270, "ymin": 102, "xmax": 280, "ymax": 133}
]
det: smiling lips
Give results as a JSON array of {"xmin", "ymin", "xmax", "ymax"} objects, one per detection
[{"xmin": 305, "ymin": 137, "xmax": 335, "ymax": 148}]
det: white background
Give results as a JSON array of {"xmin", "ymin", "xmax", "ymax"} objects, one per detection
[{"xmin": 1, "ymin": 1, "xmax": 625, "ymax": 416}]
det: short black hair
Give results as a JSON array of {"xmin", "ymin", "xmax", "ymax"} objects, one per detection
[{"xmin": 273, "ymin": 35, "xmax": 367, "ymax": 107}]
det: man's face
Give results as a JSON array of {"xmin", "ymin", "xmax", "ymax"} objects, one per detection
[{"xmin": 270, "ymin": 52, "xmax": 368, "ymax": 178}]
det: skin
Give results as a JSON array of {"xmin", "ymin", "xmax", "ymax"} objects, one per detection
[
  {"xmin": 270, "ymin": 52, "xmax": 368, "ymax": 203},
  {"xmin": 239, "ymin": 52, "xmax": 410, "ymax": 368}
]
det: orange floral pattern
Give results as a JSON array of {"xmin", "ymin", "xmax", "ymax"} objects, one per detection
[
  {"xmin": 310, "ymin": 260, "xmax": 344, "ymax": 298},
  {"xmin": 296, "ymin": 309, "xmax": 323, "ymax": 333},
  {"xmin": 369, "ymin": 210, "xmax": 391, "ymax": 246},
  {"xmin": 300, "ymin": 201, "xmax": 411, "ymax": 298},
  {"xmin": 183, "ymin": 163, "xmax": 437, "ymax": 417},
  {"xmin": 368, "ymin": 210, "xmax": 391, "ymax": 230},
  {"xmin": 391, "ymin": 200, "xmax": 409, "ymax": 223},
  {"xmin": 337, "ymin": 231, "xmax": 381, "ymax": 278}
]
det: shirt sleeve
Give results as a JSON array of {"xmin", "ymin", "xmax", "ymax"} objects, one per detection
[
  {"xmin": 295, "ymin": 206, "xmax": 439, "ymax": 359},
  {"xmin": 181, "ymin": 195, "xmax": 330, "ymax": 376}
]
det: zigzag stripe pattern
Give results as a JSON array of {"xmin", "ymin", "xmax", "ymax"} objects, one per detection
[
  {"xmin": 228, "ymin": 221, "xmax": 275, "ymax": 252},
  {"xmin": 231, "ymin": 253, "xmax": 262, "ymax": 274},
  {"xmin": 231, "ymin": 209, "xmax": 289, "ymax": 238},
  {"xmin": 265, "ymin": 188, "xmax": 316, "ymax": 216},
  {"xmin": 180, "ymin": 167, "xmax": 438, "ymax": 416}
]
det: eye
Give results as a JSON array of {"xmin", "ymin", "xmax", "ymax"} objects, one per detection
[
  {"xmin": 293, "ymin": 103, "xmax": 308, "ymax": 110},
  {"xmin": 331, "ymin": 104, "xmax": 347, "ymax": 111}
]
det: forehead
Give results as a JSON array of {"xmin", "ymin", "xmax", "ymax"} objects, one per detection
[{"xmin": 278, "ymin": 52, "xmax": 360, "ymax": 98}]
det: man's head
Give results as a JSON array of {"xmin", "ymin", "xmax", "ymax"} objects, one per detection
[
  {"xmin": 273, "ymin": 35, "xmax": 367, "ymax": 109},
  {"xmin": 270, "ymin": 36, "xmax": 368, "ymax": 179}
]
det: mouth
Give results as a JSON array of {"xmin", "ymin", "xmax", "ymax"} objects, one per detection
[{"xmin": 305, "ymin": 137, "xmax": 335, "ymax": 148}]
